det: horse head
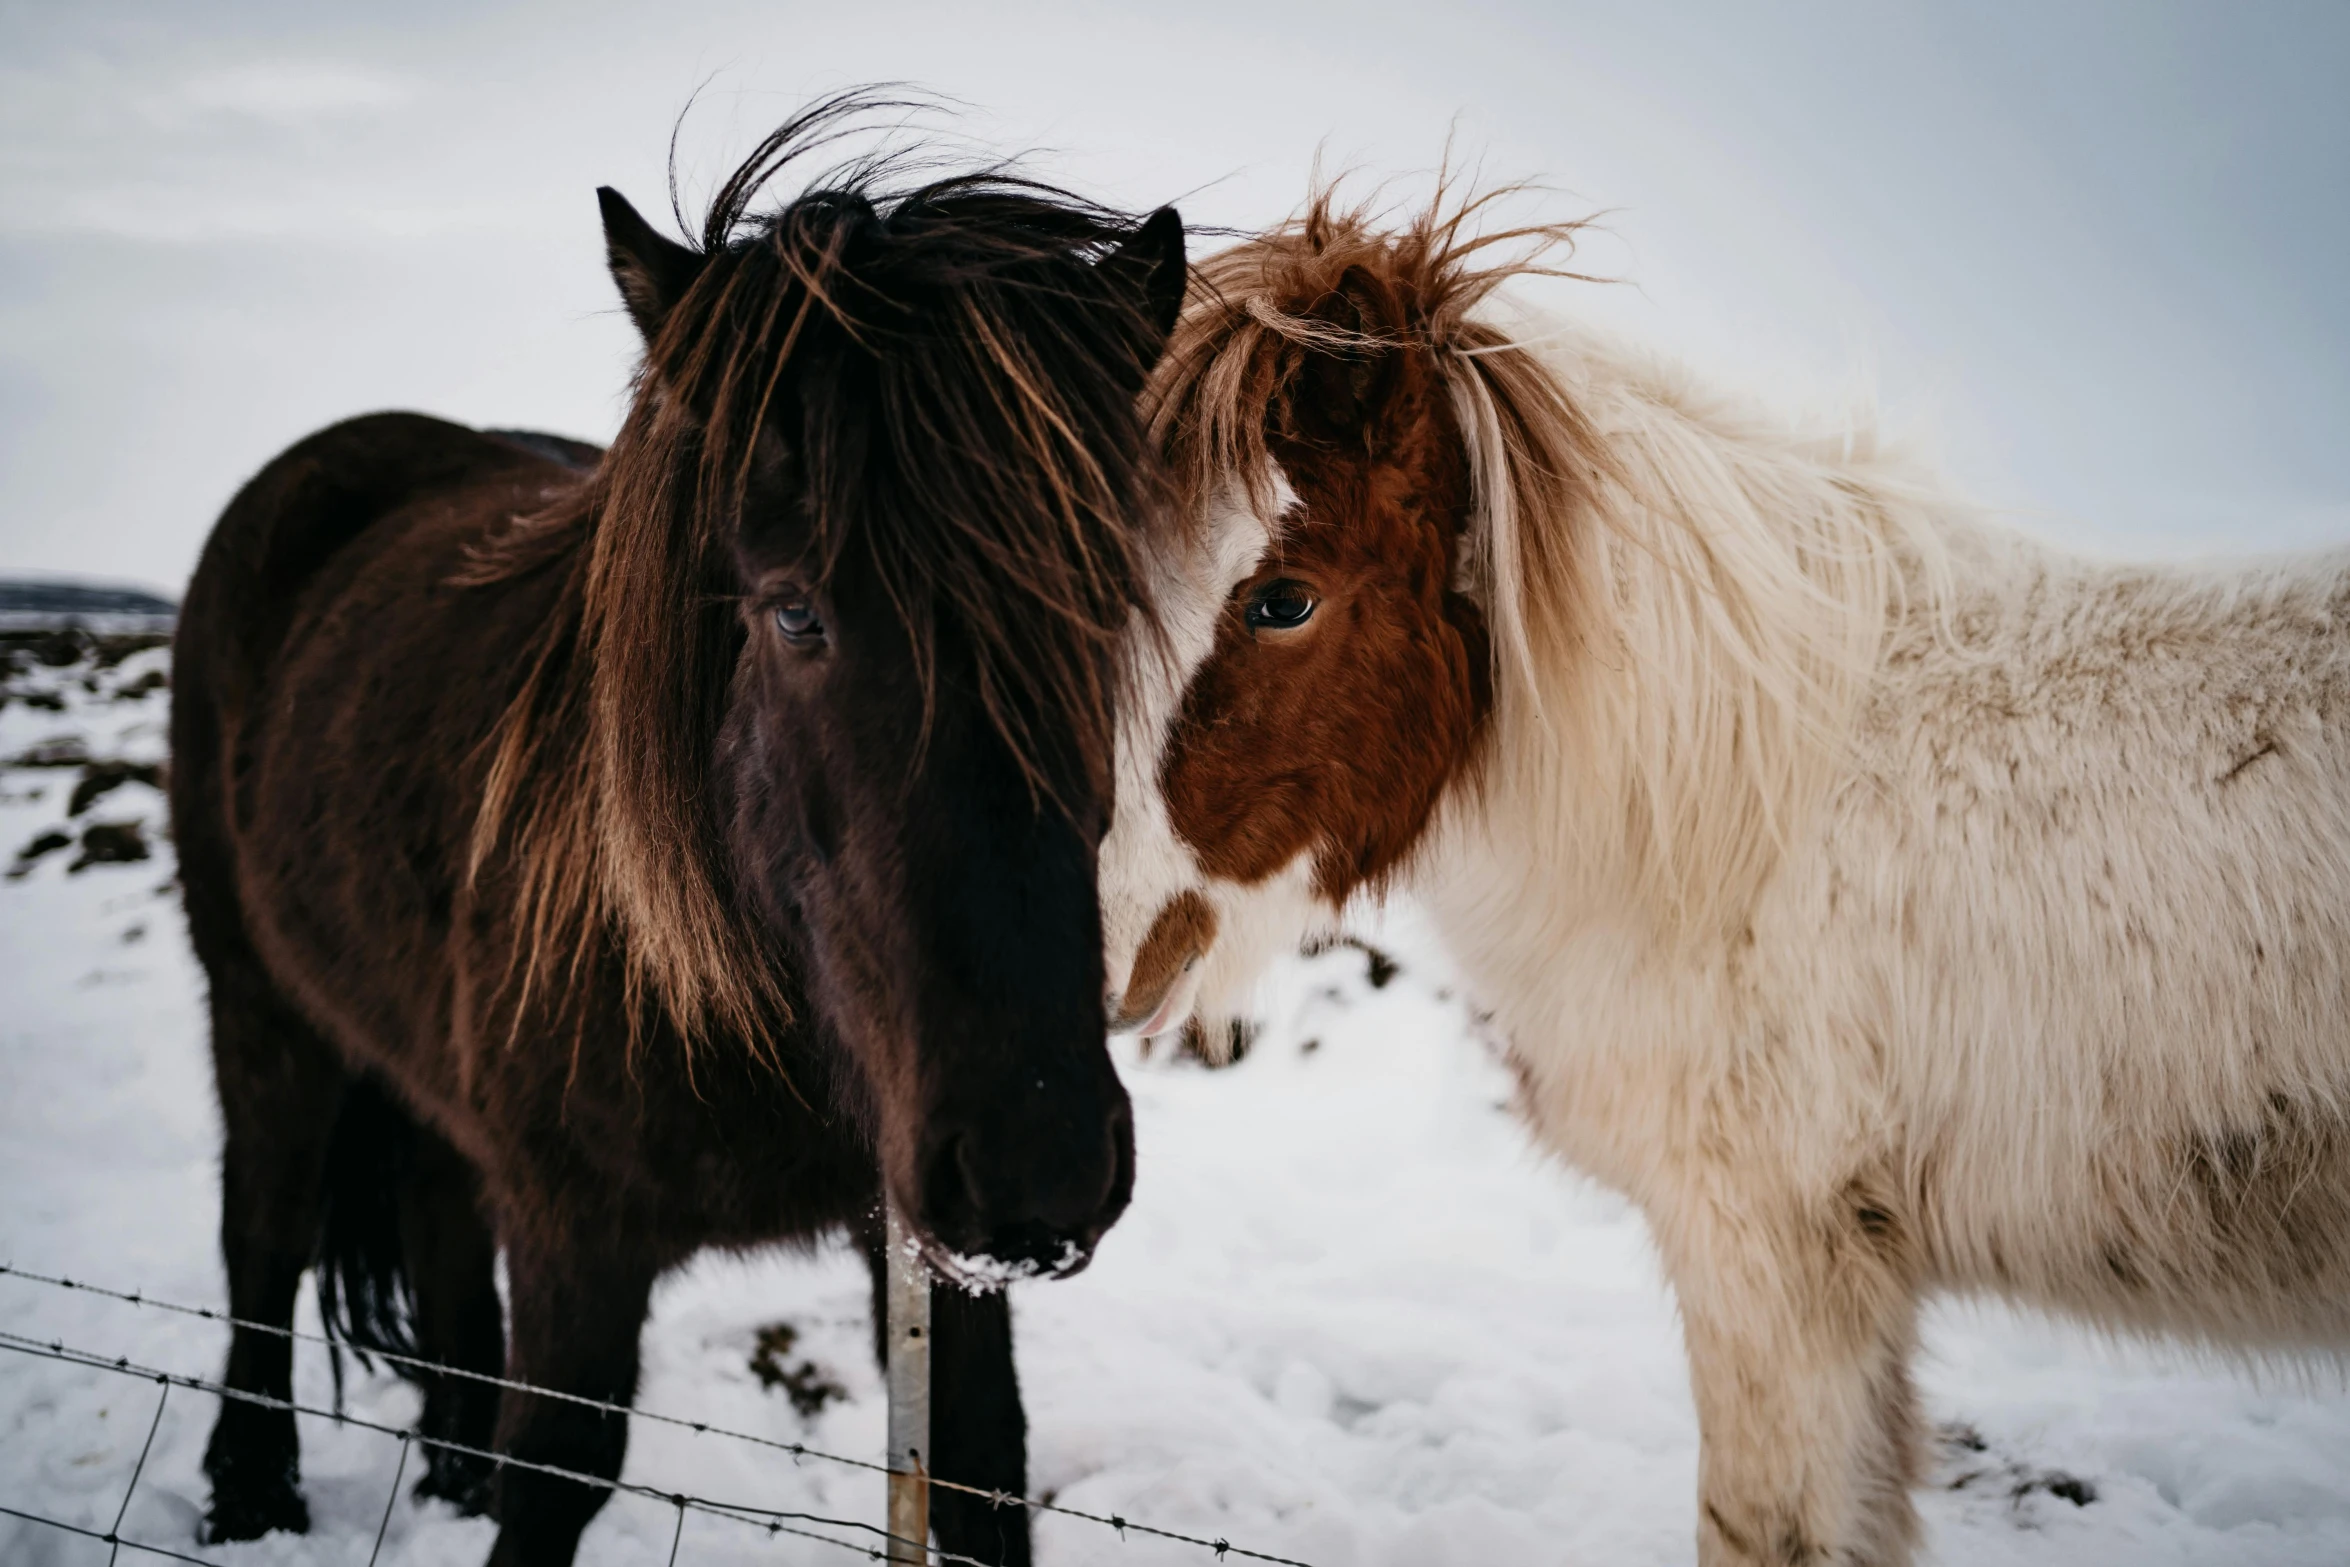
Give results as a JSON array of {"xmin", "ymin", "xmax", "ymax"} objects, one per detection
[
  {"xmin": 582, "ymin": 106, "xmax": 1185, "ymax": 1279},
  {"xmin": 1103, "ymin": 188, "xmax": 1593, "ymax": 1053}
]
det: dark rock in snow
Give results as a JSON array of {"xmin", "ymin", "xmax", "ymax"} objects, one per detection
[
  {"xmin": 68, "ymin": 820, "xmax": 150, "ymax": 872},
  {"xmin": 7, "ymin": 829, "xmax": 73, "ymax": 879},
  {"xmin": 69, "ymin": 759, "xmax": 165, "ymax": 817}
]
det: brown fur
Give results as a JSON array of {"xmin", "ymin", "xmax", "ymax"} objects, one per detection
[
  {"xmin": 468, "ymin": 129, "xmax": 1175, "ymax": 1055},
  {"xmin": 174, "ymin": 100, "xmax": 1186, "ymax": 1567},
  {"xmin": 1147, "ymin": 186, "xmax": 1609, "ymax": 902},
  {"xmin": 1115, "ymin": 888, "xmax": 1218, "ymax": 1029}
]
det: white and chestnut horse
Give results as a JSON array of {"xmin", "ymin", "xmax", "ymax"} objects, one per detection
[{"xmin": 1105, "ymin": 190, "xmax": 2350, "ymax": 1565}]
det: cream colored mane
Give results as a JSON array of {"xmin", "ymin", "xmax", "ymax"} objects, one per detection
[
  {"xmin": 1456, "ymin": 312, "xmax": 1958, "ymax": 941},
  {"xmin": 1158, "ymin": 187, "xmax": 1963, "ymax": 942}
]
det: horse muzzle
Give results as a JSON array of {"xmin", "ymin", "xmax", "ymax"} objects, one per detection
[{"xmin": 906, "ymin": 1074, "xmax": 1135, "ymax": 1284}]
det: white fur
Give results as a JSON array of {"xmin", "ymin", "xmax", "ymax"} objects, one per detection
[
  {"xmin": 1100, "ymin": 477, "xmax": 1284, "ymax": 1031},
  {"xmin": 1111, "ymin": 307, "xmax": 2350, "ymax": 1562}
]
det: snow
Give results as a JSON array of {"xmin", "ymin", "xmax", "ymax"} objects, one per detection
[{"xmin": 7, "ymin": 652, "xmax": 2350, "ymax": 1565}]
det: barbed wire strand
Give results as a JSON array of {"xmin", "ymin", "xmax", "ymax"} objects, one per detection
[
  {"xmin": 0, "ymin": 1328, "xmax": 983, "ymax": 1567},
  {"xmin": 0, "ymin": 1261, "xmax": 1315, "ymax": 1566}
]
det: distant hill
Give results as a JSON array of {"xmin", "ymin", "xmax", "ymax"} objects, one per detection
[{"xmin": 0, "ymin": 578, "xmax": 177, "ymax": 633}]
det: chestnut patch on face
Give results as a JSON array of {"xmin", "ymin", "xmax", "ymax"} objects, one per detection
[
  {"xmin": 1161, "ymin": 290, "xmax": 1490, "ymax": 906},
  {"xmin": 1116, "ymin": 888, "xmax": 1218, "ymax": 1029}
]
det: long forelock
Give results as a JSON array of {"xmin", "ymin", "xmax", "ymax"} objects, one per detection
[
  {"xmin": 470, "ymin": 114, "xmax": 1168, "ymax": 1058},
  {"xmin": 1152, "ymin": 179, "xmax": 1607, "ymax": 521},
  {"xmin": 784, "ymin": 203, "xmax": 1159, "ymax": 802},
  {"xmin": 1150, "ymin": 178, "xmax": 1619, "ymax": 827},
  {"xmin": 1155, "ymin": 175, "xmax": 1968, "ymax": 969}
]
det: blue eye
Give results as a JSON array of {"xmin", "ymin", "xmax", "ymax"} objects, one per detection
[
  {"xmin": 773, "ymin": 597, "xmax": 825, "ymax": 641},
  {"xmin": 1244, "ymin": 580, "xmax": 1317, "ymax": 632}
]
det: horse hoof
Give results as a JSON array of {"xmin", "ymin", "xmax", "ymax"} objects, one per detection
[
  {"xmin": 200, "ymin": 1410, "xmax": 309, "ymax": 1542},
  {"xmin": 200, "ymin": 1467, "xmax": 310, "ymax": 1542}
]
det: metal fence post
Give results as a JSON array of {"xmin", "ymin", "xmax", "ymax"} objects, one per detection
[{"xmin": 884, "ymin": 1201, "xmax": 931, "ymax": 1564}]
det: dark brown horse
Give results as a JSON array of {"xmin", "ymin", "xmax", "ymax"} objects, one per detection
[{"xmin": 171, "ymin": 102, "xmax": 1184, "ymax": 1567}]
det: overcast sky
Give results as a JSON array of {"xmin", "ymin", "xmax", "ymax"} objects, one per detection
[{"xmin": 3, "ymin": 1, "xmax": 2345, "ymax": 591}]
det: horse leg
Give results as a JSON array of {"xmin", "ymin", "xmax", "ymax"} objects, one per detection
[
  {"xmin": 927, "ymin": 1286, "xmax": 1032, "ymax": 1565},
  {"xmin": 200, "ymin": 971, "xmax": 346, "ymax": 1543},
  {"xmin": 486, "ymin": 1235, "xmax": 655, "ymax": 1567},
  {"xmin": 858, "ymin": 1219, "xmax": 1034, "ymax": 1567},
  {"xmin": 399, "ymin": 1124, "xmax": 505, "ymax": 1515},
  {"xmin": 1846, "ymin": 1323, "xmax": 1927, "ymax": 1567},
  {"xmin": 1662, "ymin": 1186, "xmax": 1924, "ymax": 1567}
]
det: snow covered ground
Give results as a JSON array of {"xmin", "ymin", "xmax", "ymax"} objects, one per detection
[{"xmin": 7, "ymin": 642, "xmax": 2350, "ymax": 1566}]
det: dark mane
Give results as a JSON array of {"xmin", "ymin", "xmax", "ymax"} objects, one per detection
[{"xmin": 468, "ymin": 96, "xmax": 1169, "ymax": 1051}]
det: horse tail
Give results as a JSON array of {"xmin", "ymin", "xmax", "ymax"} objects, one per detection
[{"xmin": 314, "ymin": 1077, "xmax": 422, "ymax": 1370}]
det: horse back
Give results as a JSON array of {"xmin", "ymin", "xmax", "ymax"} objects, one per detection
[
  {"xmin": 174, "ymin": 414, "xmax": 588, "ymax": 724},
  {"xmin": 172, "ymin": 414, "xmax": 597, "ymax": 1102},
  {"xmin": 171, "ymin": 412, "xmax": 872, "ymax": 1263},
  {"xmin": 1825, "ymin": 545, "xmax": 2350, "ymax": 1341}
]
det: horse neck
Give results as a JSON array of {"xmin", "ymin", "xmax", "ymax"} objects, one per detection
[{"xmin": 1429, "ymin": 319, "xmax": 1968, "ymax": 961}]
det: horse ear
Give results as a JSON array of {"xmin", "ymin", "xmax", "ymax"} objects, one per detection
[
  {"xmin": 1101, "ymin": 206, "xmax": 1187, "ymax": 341},
  {"xmin": 598, "ymin": 186, "xmax": 704, "ymax": 345},
  {"xmin": 1281, "ymin": 278, "xmax": 1394, "ymax": 448}
]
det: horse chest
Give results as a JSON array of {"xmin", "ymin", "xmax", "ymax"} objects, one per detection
[
  {"xmin": 459, "ymin": 1043, "xmax": 869, "ymax": 1248},
  {"xmin": 1421, "ymin": 833, "xmax": 1900, "ymax": 1218}
]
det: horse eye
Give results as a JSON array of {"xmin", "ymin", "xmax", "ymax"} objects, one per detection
[
  {"xmin": 773, "ymin": 596, "xmax": 825, "ymax": 642},
  {"xmin": 1244, "ymin": 580, "xmax": 1318, "ymax": 633}
]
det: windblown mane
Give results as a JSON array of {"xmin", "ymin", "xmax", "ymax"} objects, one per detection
[
  {"xmin": 1152, "ymin": 180, "xmax": 1607, "ymax": 552},
  {"xmin": 1159, "ymin": 183, "xmax": 1957, "ymax": 938},
  {"xmin": 467, "ymin": 98, "xmax": 1167, "ymax": 1051}
]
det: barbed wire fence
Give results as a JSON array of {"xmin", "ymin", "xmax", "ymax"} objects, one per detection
[{"xmin": 0, "ymin": 1262, "xmax": 1315, "ymax": 1567}]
